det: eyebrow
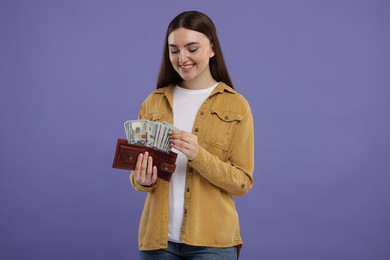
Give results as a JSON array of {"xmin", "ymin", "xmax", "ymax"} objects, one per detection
[{"xmin": 168, "ymin": 42, "xmax": 200, "ymax": 48}]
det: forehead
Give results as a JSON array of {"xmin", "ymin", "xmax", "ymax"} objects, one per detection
[{"xmin": 168, "ymin": 28, "xmax": 210, "ymax": 46}]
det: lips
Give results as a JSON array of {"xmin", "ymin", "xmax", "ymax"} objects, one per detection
[{"xmin": 179, "ymin": 64, "xmax": 194, "ymax": 71}]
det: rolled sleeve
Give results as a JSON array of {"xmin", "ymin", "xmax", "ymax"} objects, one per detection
[{"xmin": 130, "ymin": 171, "xmax": 156, "ymax": 192}]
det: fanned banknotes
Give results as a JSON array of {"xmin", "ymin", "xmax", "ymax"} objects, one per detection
[{"xmin": 124, "ymin": 120, "xmax": 178, "ymax": 152}]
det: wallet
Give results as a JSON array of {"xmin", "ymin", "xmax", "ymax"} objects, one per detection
[{"xmin": 112, "ymin": 139, "xmax": 178, "ymax": 182}]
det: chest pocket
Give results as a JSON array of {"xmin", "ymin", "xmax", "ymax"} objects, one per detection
[
  {"xmin": 147, "ymin": 112, "xmax": 163, "ymax": 122},
  {"xmin": 206, "ymin": 108, "xmax": 243, "ymax": 151}
]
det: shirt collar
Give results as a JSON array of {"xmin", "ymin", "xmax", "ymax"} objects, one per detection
[{"xmin": 155, "ymin": 82, "xmax": 236, "ymax": 95}]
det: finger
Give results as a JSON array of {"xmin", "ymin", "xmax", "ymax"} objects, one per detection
[
  {"xmin": 172, "ymin": 138, "xmax": 191, "ymax": 150},
  {"xmin": 151, "ymin": 166, "xmax": 158, "ymax": 183},
  {"xmin": 146, "ymin": 155, "xmax": 153, "ymax": 177},
  {"xmin": 169, "ymin": 130, "xmax": 180, "ymax": 136},
  {"xmin": 170, "ymin": 141, "xmax": 182, "ymax": 151},
  {"xmin": 140, "ymin": 151, "xmax": 149, "ymax": 174},
  {"xmin": 134, "ymin": 153, "xmax": 143, "ymax": 180},
  {"xmin": 171, "ymin": 138, "xmax": 198, "ymax": 161},
  {"xmin": 171, "ymin": 142, "xmax": 189, "ymax": 156},
  {"xmin": 135, "ymin": 153, "xmax": 143, "ymax": 171},
  {"xmin": 169, "ymin": 130, "xmax": 186, "ymax": 140}
]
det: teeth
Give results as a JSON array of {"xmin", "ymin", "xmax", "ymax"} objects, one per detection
[{"xmin": 180, "ymin": 64, "xmax": 193, "ymax": 69}]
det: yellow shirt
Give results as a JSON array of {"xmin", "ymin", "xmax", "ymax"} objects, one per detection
[{"xmin": 130, "ymin": 82, "xmax": 255, "ymax": 251}]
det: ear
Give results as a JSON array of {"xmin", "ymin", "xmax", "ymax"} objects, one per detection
[{"xmin": 210, "ymin": 44, "xmax": 215, "ymax": 58}]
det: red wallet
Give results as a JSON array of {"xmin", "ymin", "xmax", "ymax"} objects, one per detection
[{"xmin": 112, "ymin": 139, "xmax": 178, "ymax": 182}]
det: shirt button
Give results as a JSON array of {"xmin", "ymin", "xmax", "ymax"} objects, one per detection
[
  {"xmin": 186, "ymin": 187, "xmax": 190, "ymax": 192},
  {"xmin": 194, "ymin": 128, "xmax": 199, "ymax": 132},
  {"xmin": 225, "ymin": 116, "xmax": 229, "ymax": 120},
  {"xmin": 241, "ymin": 184, "xmax": 246, "ymax": 189},
  {"xmin": 200, "ymin": 111, "xmax": 204, "ymax": 115},
  {"xmin": 188, "ymin": 168, "xmax": 193, "ymax": 173},
  {"xmin": 184, "ymin": 209, "xmax": 187, "ymax": 214}
]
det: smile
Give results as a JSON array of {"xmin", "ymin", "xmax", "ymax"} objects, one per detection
[{"xmin": 179, "ymin": 64, "xmax": 194, "ymax": 70}]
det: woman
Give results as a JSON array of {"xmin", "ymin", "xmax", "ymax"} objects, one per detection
[{"xmin": 130, "ymin": 10, "xmax": 254, "ymax": 259}]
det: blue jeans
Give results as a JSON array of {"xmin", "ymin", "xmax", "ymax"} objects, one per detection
[{"xmin": 140, "ymin": 241, "xmax": 238, "ymax": 259}]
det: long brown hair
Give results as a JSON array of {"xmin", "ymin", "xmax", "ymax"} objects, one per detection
[{"xmin": 157, "ymin": 11, "xmax": 234, "ymax": 89}]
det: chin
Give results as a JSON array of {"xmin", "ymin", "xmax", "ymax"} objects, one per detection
[{"xmin": 178, "ymin": 73, "xmax": 195, "ymax": 82}]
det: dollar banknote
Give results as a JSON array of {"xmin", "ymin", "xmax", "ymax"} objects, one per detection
[
  {"xmin": 124, "ymin": 120, "xmax": 178, "ymax": 152},
  {"xmin": 124, "ymin": 120, "xmax": 148, "ymax": 146}
]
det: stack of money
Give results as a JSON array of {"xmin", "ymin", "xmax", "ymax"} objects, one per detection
[{"xmin": 124, "ymin": 120, "xmax": 178, "ymax": 153}]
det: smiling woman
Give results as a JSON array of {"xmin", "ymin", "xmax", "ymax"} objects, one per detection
[
  {"xmin": 157, "ymin": 10, "xmax": 234, "ymax": 90},
  {"xmin": 167, "ymin": 28, "xmax": 215, "ymax": 87},
  {"xmin": 129, "ymin": 10, "xmax": 255, "ymax": 259}
]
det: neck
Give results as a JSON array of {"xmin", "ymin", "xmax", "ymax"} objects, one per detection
[{"xmin": 180, "ymin": 71, "xmax": 217, "ymax": 90}]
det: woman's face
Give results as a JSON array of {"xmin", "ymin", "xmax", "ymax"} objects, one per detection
[{"xmin": 168, "ymin": 28, "xmax": 215, "ymax": 86}]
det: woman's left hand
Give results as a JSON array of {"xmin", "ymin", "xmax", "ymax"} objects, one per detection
[{"xmin": 169, "ymin": 130, "xmax": 199, "ymax": 161}]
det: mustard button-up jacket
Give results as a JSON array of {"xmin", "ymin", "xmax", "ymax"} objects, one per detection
[{"xmin": 130, "ymin": 82, "xmax": 255, "ymax": 251}]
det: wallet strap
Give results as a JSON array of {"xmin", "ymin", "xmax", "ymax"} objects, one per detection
[{"xmin": 160, "ymin": 163, "xmax": 176, "ymax": 173}]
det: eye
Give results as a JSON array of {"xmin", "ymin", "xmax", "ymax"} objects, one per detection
[
  {"xmin": 170, "ymin": 49, "xmax": 179, "ymax": 54},
  {"xmin": 189, "ymin": 48, "xmax": 198, "ymax": 53}
]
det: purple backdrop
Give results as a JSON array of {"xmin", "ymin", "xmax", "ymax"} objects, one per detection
[{"xmin": 1, "ymin": 1, "xmax": 389, "ymax": 259}]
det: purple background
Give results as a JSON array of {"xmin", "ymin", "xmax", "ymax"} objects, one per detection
[{"xmin": 1, "ymin": 1, "xmax": 389, "ymax": 259}]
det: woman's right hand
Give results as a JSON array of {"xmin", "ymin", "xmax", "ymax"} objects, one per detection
[{"xmin": 134, "ymin": 151, "xmax": 158, "ymax": 187}]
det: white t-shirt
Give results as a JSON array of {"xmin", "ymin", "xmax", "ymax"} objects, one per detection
[{"xmin": 168, "ymin": 83, "xmax": 217, "ymax": 242}]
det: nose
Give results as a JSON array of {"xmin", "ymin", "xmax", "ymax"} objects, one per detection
[{"xmin": 178, "ymin": 51, "xmax": 187, "ymax": 63}]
